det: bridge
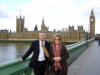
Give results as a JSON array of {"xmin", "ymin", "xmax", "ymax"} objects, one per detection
[
  {"xmin": 0, "ymin": 39, "xmax": 99, "ymax": 75},
  {"xmin": 68, "ymin": 40, "xmax": 100, "ymax": 75}
]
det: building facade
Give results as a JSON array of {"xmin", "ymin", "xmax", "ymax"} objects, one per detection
[
  {"xmin": 0, "ymin": 9, "xmax": 95, "ymax": 42},
  {"xmin": 16, "ymin": 15, "xmax": 25, "ymax": 33}
]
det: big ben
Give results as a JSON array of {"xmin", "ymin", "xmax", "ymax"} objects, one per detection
[{"xmin": 90, "ymin": 9, "xmax": 95, "ymax": 38}]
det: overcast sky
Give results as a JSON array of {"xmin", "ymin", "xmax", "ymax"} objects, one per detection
[{"xmin": 0, "ymin": 0, "xmax": 100, "ymax": 34}]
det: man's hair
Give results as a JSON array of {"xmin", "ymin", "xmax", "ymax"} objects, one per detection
[{"xmin": 39, "ymin": 32, "xmax": 46, "ymax": 35}]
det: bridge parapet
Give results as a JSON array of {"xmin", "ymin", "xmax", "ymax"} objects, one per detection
[{"xmin": 67, "ymin": 38, "xmax": 94, "ymax": 65}]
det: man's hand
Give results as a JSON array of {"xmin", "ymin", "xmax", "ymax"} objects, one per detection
[{"xmin": 18, "ymin": 58, "xmax": 23, "ymax": 61}]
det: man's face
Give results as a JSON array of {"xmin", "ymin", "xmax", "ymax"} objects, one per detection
[{"xmin": 39, "ymin": 33, "xmax": 46, "ymax": 41}]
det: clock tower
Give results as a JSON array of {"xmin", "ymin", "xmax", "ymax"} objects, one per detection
[{"xmin": 89, "ymin": 9, "xmax": 95, "ymax": 38}]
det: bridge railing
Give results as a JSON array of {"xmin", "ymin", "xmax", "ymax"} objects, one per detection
[
  {"xmin": 67, "ymin": 38, "xmax": 94, "ymax": 65},
  {"xmin": 0, "ymin": 39, "xmax": 94, "ymax": 75}
]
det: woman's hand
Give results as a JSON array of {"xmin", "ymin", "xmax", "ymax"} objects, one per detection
[
  {"xmin": 53, "ymin": 57, "xmax": 61, "ymax": 61},
  {"xmin": 53, "ymin": 57, "xmax": 57, "ymax": 61},
  {"xmin": 57, "ymin": 57, "xmax": 61, "ymax": 61}
]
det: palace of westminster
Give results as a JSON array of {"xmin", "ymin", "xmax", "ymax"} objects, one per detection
[{"xmin": 0, "ymin": 9, "xmax": 95, "ymax": 42}]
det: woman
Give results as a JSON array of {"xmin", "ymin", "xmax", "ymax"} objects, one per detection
[{"xmin": 49, "ymin": 34, "xmax": 69, "ymax": 75}]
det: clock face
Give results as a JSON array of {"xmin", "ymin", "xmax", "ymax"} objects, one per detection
[{"xmin": 90, "ymin": 18, "xmax": 94, "ymax": 21}]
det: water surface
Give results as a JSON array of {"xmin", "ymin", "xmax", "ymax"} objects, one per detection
[{"xmin": 0, "ymin": 42, "xmax": 30, "ymax": 64}]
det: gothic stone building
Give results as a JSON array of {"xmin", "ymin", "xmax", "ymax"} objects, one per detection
[{"xmin": 0, "ymin": 9, "xmax": 95, "ymax": 42}]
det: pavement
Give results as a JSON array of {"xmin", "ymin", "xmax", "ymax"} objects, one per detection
[{"xmin": 68, "ymin": 41, "xmax": 100, "ymax": 75}]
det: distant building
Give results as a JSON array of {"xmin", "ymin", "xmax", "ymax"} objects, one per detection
[
  {"xmin": 41, "ymin": 18, "xmax": 48, "ymax": 32},
  {"xmin": 16, "ymin": 15, "xmax": 25, "ymax": 33},
  {"xmin": 0, "ymin": 9, "xmax": 95, "ymax": 42},
  {"xmin": 0, "ymin": 30, "xmax": 8, "ymax": 40},
  {"xmin": 89, "ymin": 9, "xmax": 95, "ymax": 38},
  {"xmin": 34, "ymin": 24, "xmax": 38, "ymax": 31}
]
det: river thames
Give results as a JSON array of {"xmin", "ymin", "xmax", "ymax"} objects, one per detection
[
  {"xmin": 0, "ymin": 41, "xmax": 72, "ymax": 64},
  {"xmin": 0, "ymin": 42, "xmax": 30, "ymax": 64}
]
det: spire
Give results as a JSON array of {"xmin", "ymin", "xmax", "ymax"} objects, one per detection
[
  {"xmin": 90, "ymin": 8, "xmax": 94, "ymax": 16},
  {"xmin": 42, "ymin": 17, "xmax": 45, "ymax": 25},
  {"xmin": 19, "ymin": 9, "xmax": 22, "ymax": 18},
  {"xmin": 34, "ymin": 24, "xmax": 38, "ymax": 31}
]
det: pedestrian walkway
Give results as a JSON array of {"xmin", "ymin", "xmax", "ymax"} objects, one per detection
[{"xmin": 68, "ymin": 41, "xmax": 100, "ymax": 75}]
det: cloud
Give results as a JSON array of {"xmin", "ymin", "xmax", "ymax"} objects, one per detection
[
  {"xmin": 18, "ymin": 0, "xmax": 84, "ymax": 30},
  {"xmin": 94, "ymin": 7, "xmax": 100, "ymax": 18},
  {"xmin": 0, "ymin": 10, "xmax": 10, "ymax": 18},
  {"xmin": 0, "ymin": 0, "xmax": 100, "ymax": 33},
  {"xmin": 0, "ymin": 3, "xmax": 6, "ymax": 10},
  {"xmin": 0, "ymin": 3, "xmax": 9, "ymax": 18}
]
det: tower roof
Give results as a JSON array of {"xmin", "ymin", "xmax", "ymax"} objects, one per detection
[
  {"xmin": 90, "ymin": 8, "xmax": 94, "ymax": 16},
  {"xmin": 42, "ymin": 17, "xmax": 45, "ymax": 25}
]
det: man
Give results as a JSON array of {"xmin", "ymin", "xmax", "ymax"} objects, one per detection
[{"xmin": 18, "ymin": 32, "xmax": 51, "ymax": 75}]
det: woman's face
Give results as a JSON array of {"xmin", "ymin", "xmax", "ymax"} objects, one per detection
[{"xmin": 54, "ymin": 37, "xmax": 61, "ymax": 44}]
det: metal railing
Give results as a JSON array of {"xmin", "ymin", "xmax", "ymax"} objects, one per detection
[
  {"xmin": 0, "ymin": 39, "xmax": 94, "ymax": 75},
  {"xmin": 67, "ymin": 39, "xmax": 94, "ymax": 65}
]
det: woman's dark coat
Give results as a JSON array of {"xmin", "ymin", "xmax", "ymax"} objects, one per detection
[{"xmin": 49, "ymin": 45, "xmax": 69, "ymax": 75}]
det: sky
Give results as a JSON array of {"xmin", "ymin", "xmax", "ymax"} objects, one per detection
[{"xmin": 0, "ymin": 0, "xmax": 100, "ymax": 34}]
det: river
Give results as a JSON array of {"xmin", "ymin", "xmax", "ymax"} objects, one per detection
[{"xmin": 0, "ymin": 42, "xmax": 30, "ymax": 64}]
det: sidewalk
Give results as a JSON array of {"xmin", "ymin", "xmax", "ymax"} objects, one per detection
[{"xmin": 68, "ymin": 41, "xmax": 100, "ymax": 75}]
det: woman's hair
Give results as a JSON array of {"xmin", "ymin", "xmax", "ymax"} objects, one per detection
[{"xmin": 53, "ymin": 34, "xmax": 61, "ymax": 45}]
